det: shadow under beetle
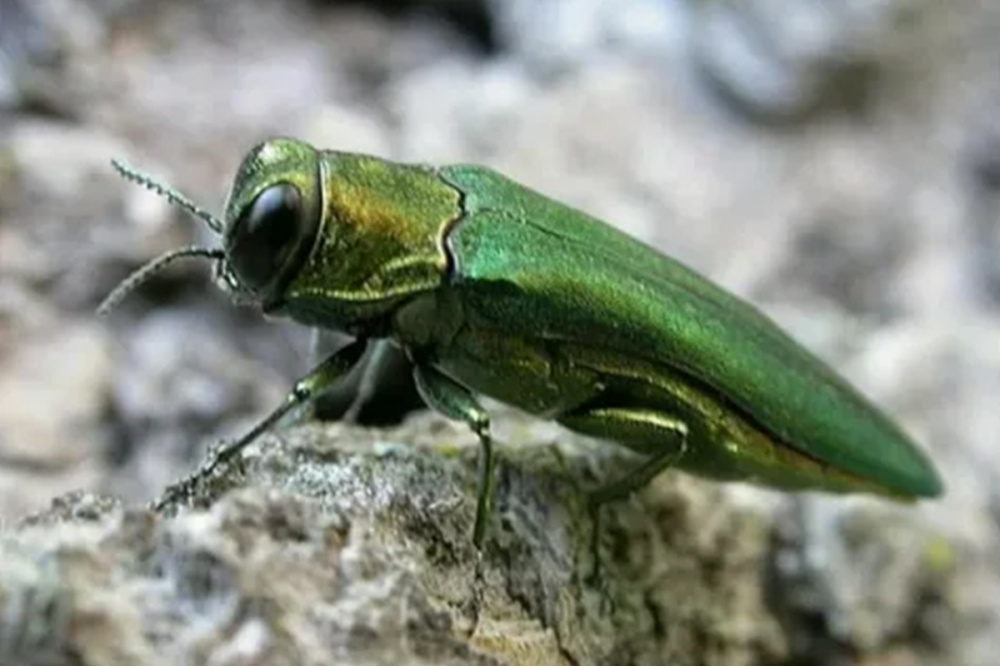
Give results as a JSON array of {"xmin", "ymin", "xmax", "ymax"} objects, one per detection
[{"xmin": 101, "ymin": 137, "xmax": 943, "ymax": 554}]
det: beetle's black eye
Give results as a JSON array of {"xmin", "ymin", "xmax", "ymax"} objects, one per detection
[{"xmin": 228, "ymin": 183, "xmax": 305, "ymax": 293}]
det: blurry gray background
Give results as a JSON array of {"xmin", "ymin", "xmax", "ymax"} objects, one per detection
[{"xmin": 0, "ymin": 0, "xmax": 999, "ymax": 660}]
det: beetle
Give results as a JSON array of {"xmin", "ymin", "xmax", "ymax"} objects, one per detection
[{"xmin": 101, "ymin": 137, "xmax": 943, "ymax": 550}]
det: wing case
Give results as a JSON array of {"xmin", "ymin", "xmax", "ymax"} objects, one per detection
[{"xmin": 440, "ymin": 165, "xmax": 942, "ymax": 498}]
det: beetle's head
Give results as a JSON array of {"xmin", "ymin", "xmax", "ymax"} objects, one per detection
[{"xmin": 99, "ymin": 137, "xmax": 324, "ymax": 315}]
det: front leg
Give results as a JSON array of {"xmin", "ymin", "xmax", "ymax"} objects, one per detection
[
  {"xmin": 155, "ymin": 337, "xmax": 368, "ymax": 509},
  {"xmin": 412, "ymin": 363, "xmax": 494, "ymax": 549},
  {"xmin": 307, "ymin": 332, "xmax": 424, "ymax": 426}
]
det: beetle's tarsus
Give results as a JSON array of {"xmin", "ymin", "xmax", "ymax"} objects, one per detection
[
  {"xmin": 583, "ymin": 444, "xmax": 688, "ymax": 582},
  {"xmin": 152, "ymin": 339, "xmax": 368, "ymax": 511},
  {"xmin": 463, "ymin": 551, "xmax": 487, "ymax": 637},
  {"xmin": 152, "ymin": 437, "xmax": 244, "ymax": 511},
  {"xmin": 565, "ymin": 407, "xmax": 688, "ymax": 603},
  {"xmin": 586, "ymin": 499, "xmax": 605, "ymax": 585},
  {"xmin": 580, "ymin": 503, "xmax": 616, "ymax": 616}
]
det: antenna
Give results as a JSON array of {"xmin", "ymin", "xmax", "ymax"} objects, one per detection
[
  {"xmin": 98, "ymin": 246, "xmax": 225, "ymax": 316},
  {"xmin": 111, "ymin": 158, "xmax": 224, "ymax": 234}
]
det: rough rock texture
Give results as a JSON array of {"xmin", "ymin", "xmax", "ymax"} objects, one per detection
[
  {"xmin": 1, "ymin": 0, "xmax": 999, "ymax": 664},
  {"xmin": 0, "ymin": 415, "xmax": 956, "ymax": 665}
]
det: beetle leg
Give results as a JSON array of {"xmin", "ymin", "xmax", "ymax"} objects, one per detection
[
  {"xmin": 559, "ymin": 406, "xmax": 688, "ymax": 502},
  {"xmin": 309, "ymin": 334, "xmax": 421, "ymax": 425},
  {"xmin": 343, "ymin": 339, "xmax": 394, "ymax": 423},
  {"xmin": 307, "ymin": 327, "xmax": 328, "ymax": 367},
  {"xmin": 559, "ymin": 407, "xmax": 688, "ymax": 582},
  {"xmin": 296, "ymin": 328, "xmax": 327, "ymax": 423},
  {"xmin": 412, "ymin": 364, "xmax": 494, "ymax": 550},
  {"xmin": 302, "ymin": 329, "xmax": 362, "ymax": 423},
  {"xmin": 154, "ymin": 337, "xmax": 368, "ymax": 510}
]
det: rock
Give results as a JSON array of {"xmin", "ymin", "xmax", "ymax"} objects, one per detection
[
  {"xmin": 488, "ymin": 0, "xmax": 683, "ymax": 73},
  {"xmin": 0, "ymin": 321, "xmax": 112, "ymax": 468},
  {"xmin": 689, "ymin": 0, "xmax": 922, "ymax": 123},
  {"xmin": 0, "ymin": 319, "xmax": 112, "ymax": 518},
  {"xmin": 0, "ymin": 412, "xmax": 977, "ymax": 665},
  {"xmin": 0, "ymin": 0, "xmax": 108, "ymax": 116}
]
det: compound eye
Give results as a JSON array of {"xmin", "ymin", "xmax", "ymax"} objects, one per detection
[{"xmin": 228, "ymin": 183, "xmax": 304, "ymax": 293}]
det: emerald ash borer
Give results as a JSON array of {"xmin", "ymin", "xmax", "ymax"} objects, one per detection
[{"xmin": 101, "ymin": 137, "xmax": 943, "ymax": 548}]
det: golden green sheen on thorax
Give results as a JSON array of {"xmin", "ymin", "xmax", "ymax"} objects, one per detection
[{"xmin": 284, "ymin": 152, "xmax": 459, "ymax": 324}]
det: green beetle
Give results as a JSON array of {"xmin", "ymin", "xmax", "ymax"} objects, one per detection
[{"xmin": 102, "ymin": 137, "xmax": 943, "ymax": 548}]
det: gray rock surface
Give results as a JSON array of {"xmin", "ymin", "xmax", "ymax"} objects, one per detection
[
  {"xmin": 1, "ymin": 0, "xmax": 999, "ymax": 663},
  {"xmin": 0, "ymin": 416, "xmax": 958, "ymax": 665}
]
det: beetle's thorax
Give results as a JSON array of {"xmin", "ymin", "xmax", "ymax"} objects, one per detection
[{"xmin": 280, "ymin": 151, "xmax": 463, "ymax": 329}]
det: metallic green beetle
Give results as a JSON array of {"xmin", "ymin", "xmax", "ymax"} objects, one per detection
[{"xmin": 102, "ymin": 137, "xmax": 943, "ymax": 547}]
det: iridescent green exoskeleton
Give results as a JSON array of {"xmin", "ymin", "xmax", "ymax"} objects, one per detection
[{"xmin": 101, "ymin": 137, "xmax": 943, "ymax": 552}]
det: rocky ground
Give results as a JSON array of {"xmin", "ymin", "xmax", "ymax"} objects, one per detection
[{"xmin": 1, "ymin": 0, "xmax": 999, "ymax": 664}]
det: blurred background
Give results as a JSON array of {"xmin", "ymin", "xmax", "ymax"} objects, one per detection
[{"xmin": 0, "ymin": 0, "xmax": 998, "ymax": 656}]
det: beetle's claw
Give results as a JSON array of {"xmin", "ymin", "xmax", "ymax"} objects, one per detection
[
  {"xmin": 457, "ymin": 551, "xmax": 486, "ymax": 637},
  {"xmin": 151, "ymin": 438, "xmax": 242, "ymax": 512},
  {"xmin": 152, "ymin": 474, "xmax": 199, "ymax": 512}
]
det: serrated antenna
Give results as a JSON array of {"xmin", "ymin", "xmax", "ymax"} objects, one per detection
[
  {"xmin": 98, "ymin": 246, "xmax": 225, "ymax": 316},
  {"xmin": 111, "ymin": 158, "xmax": 224, "ymax": 234}
]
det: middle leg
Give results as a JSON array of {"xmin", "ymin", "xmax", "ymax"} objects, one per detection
[{"xmin": 412, "ymin": 363, "xmax": 495, "ymax": 549}]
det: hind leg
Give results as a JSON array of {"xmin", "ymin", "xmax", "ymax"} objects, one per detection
[{"xmin": 559, "ymin": 407, "xmax": 688, "ymax": 584}]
